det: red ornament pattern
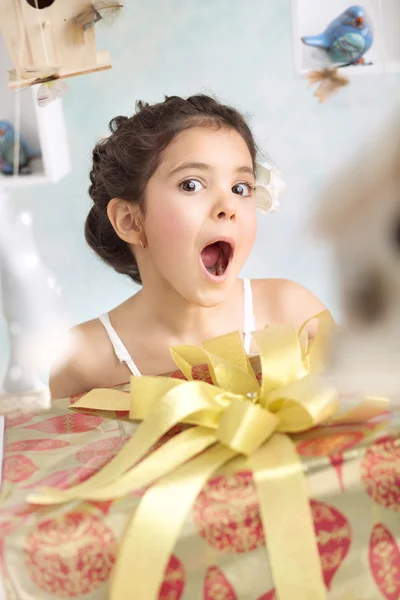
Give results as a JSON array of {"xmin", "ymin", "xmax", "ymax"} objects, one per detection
[
  {"xmin": 2, "ymin": 454, "xmax": 38, "ymax": 482},
  {"xmin": 115, "ymin": 410, "xmax": 130, "ymax": 418},
  {"xmin": 170, "ymin": 364, "xmax": 214, "ymax": 383},
  {"xmin": 0, "ymin": 503, "xmax": 36, "ymax": 591},
  {"xmin": 24, "ymin": 413, "xmax": 104, "ymax": 434},
  {"xmin": 369, "ymin": 523, "xmax": 400, "ymax": 600},
  {"xmin": 76, "ymin": 436, "xmax": 122, "ymax": 468},
  {"xmin": 24, "ymin": 511, "xmax": 117, "ymax": 597},
  {"xmin": 194, "ymin": 471, "xmax": 264, "ymax": 553},
  {"xmin": 258, "ymin": 592, "xmax": 275, "ymax": 600},
  {"xmin": 297, "ymin": 431, "xmax": 363, "ymax": 491},
  {"xmin": 5, "ymin": 438, "xmax": 70, "ymax": 453},
  {"xmin": 0, "ymin": 503, "xmax": 33, "ymax": 538},
  {"xmin": 311, "ymin": 500, "xmax": 352, "ymax": 589},
  {"xmin": 170, "ymin": 370, "xmax": 186, "ymax": 380},
  {"xmin": 361, "ymin": 436, "xmax": 400, "ymax": 510},
  {"xmin": 159, "ymin": 555, "xmax": 185, "ymax": 599},
  {"xmin": 0, "ymin": 503, "xmax": 34, "ymax": 520},
  {"xmin": 192, "ymin": 363, "xmax": 213, "ymax": 384},
  {"xmin": 23, "ymin": 466, "xmax": 97, "ymax": 490},
  {"xmin": 4, "ymin": 413, "xmax": 37, "ymax": 430},
  {"xmin": 88, "ymin": 500, "xmax": 114, "ymax": 516},
  {"xmin": 204, "ymin": 565, "xmax": 237, "ymax": 600}
]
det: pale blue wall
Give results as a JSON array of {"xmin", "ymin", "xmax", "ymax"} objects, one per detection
[{"xmin": 1, "ymin": 0, "xmax": 400, "ymax": 373}]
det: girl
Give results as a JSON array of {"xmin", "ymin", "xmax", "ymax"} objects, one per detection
[{"xmin": 50, "ymin": 94, "xmax": 326, "ymax": 398}]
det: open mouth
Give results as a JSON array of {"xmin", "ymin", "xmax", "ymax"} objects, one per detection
[{"xmin": 200, "ymin": 239, "xmax": 234, "ymax": 279}]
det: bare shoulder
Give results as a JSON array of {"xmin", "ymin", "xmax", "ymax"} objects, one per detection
[
  {"xmin": 251, "ymin": 278, "xmax": 328, "ymax": 335},
  {"xmin": 49, "ymin": 318, "xmax": 118, "ymax": 400}
]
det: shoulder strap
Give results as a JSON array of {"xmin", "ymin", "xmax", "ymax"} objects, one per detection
[{"xmin": 98, "ymin": 313, "xmax": 142, "ymax": 376}]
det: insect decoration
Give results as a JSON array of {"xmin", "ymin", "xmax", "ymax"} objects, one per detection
[
  {"xmin": 68, "ymin": 1, "xmax": 124, "ymax": 43},
  {"xmin": 301, "ymin": 5, "xmax": 374, "ymax": 103}
]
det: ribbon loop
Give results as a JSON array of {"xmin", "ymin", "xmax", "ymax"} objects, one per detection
[
  {"xmin": 254, "ymin": 326, "xmax": 307, "ymax": 401},
  {"xmin": 216, "ymin": 395, "xmax": 279, "ymax": 454},
  {"xmin": 299, "ymin": 310, "xmax": 336, "ymax": 373}
]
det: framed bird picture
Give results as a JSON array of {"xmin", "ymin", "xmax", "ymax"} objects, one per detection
[{"xmin": 291, "ymin": 0, "xmax": 400, "ymax": 79}]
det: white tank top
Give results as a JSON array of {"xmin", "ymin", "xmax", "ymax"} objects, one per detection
[{"xmin": 99, "ymin": 278, "xmax": 256, "ymax": 376}]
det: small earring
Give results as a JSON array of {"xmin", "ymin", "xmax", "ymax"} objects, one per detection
[{"xmin": 139, "ymin": 239, "xmax": 146, "ymax": 249}]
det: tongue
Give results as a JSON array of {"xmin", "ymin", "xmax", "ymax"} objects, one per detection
[{"xmin": 201, "ymin": 243, "xmax": 220, "ymax": 268}]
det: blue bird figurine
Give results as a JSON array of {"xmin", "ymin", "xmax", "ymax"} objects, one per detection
[
  {"xmin": 0, "ymin": 120, "xmax": 38, "ymax": 175},
  {"xmin": 301, "ymin": 5, "xmax": 374, "ymax": 67}
]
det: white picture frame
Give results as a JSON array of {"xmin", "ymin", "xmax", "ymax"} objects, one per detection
[
  {"xmin": 291, "ymin": 0, "xmax": 400, "ymax": 76},
  {"xmin": 0, "ymin": 34, "xmax": 70, "ymax": 188}
]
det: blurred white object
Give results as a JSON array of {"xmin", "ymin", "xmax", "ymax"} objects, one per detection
[
  {"xmin": 254, "ymin": 162, "xmax": 286, "ymax": 214},
  {"xmin": 315, "ymin": 110, "xmax": 400, "ymax": 400},
  {"xmin": 0, "ymin": 183, "xmax": 71, "ymax": 415}
]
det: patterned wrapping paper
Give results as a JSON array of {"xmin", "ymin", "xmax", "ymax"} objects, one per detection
[{"xmin": 0, "ymin": 358, "xmax": 399, "ymax": 600}]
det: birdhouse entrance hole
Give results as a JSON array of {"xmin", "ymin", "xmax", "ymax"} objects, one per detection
[{"xmin": 25, "ymin": 0, "xmax": 56, "ymax": 8}]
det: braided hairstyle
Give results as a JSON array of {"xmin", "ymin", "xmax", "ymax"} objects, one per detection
[{"xmin": 85, "ymin": 94, "xmax": 257, "ymax": 284}]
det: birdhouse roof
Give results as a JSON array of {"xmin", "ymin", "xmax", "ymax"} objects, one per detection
[{"xmin": 314, "ymin": 111, "xmax": 400, "ymax": 239}]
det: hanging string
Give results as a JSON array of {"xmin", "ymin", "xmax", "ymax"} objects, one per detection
[
  {"xmin": 12, "ymin": 0, "xmax": 28, "ymax": 178},
  {"xmin": 34, "ymin": 0, "xmax": 51, "ymax": 66}
]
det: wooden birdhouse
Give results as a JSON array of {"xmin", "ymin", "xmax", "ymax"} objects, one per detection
[
  {"xmin": 314, "ymin": 112, "xmax": 400, "ymax": 398},
  {"xmin": 0, "ymin": 0, "xmax": 113, "ymax": 89}
]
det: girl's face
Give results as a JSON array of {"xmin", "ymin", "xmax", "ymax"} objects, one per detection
[{"xmin": 142, "ymin": 126, "xmax": 257, "ymax": 306}]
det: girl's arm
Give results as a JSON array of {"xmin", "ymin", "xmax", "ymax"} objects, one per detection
[
  {"xmin": 49, "ymin": 321, "xmax": 111, "ymax": 399},
  {"xmin": 255, "ymin": 278, "xmax": 328, "ymax": 339}
]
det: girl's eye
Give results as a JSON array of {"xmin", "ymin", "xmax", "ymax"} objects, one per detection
[
  {"xmin": 180, "ymin": 179, "xmax": 204, "ymax": 192},
  {"xmin": 232, "ymin": 182, "xmax": 253, "ymax": 197}
]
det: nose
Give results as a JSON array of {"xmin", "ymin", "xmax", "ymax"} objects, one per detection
[
  {"xmin": 211, "ymin": 192, "xmax": 237, "ymax": 222},
  {"xmin": 355, "ymin": 16, "xmax": 363, "ymax": 26}
]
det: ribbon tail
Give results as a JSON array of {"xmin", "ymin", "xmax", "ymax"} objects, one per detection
[
  {"xmin": 28, "ymin": 427, "xmax": 217, "ymax": 505},
  {"xmin": 29, "ymin": 381, "xmax": 222, "ymax": 505},
  {"xmin": 27, "ymin": 421, "xmax": 161, "ymax": 503},
  {"xmin": 72, "ymin": 388, "xmax": 131, "ymax": 412},
  {"xmin": 110, "ymin": 444, "xmax": 236, "ymax": 600},
  {"xmin": 249, "ymin": 433, "xmax": 326, "ymax": 600},
  {"xmin": 333, "ymin": 395, "xmax": 390, "ymax": 424}
]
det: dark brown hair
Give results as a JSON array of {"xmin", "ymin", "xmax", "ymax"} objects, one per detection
[{"xmin": 85, "ymin": 94, "xmax": 257, "ymax": 284}]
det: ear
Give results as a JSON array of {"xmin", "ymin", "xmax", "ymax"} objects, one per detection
[{"xmin": 107, "ymin": 198, "xmax": 143, "ymax": 245}]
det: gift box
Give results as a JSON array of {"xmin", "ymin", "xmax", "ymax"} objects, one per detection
[{"xmin": 0, "ymin": 315, "xmax": 399, "ymax": 600}]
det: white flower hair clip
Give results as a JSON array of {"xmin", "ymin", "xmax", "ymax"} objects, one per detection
[{"xmin": 254, "ymin": 161, "xmax": 286, "ymax": 214}]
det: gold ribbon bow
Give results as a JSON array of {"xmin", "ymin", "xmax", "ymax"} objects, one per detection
[{"xmin": 29, "ymin": 311, "xmax": 388, "ymax": 600}]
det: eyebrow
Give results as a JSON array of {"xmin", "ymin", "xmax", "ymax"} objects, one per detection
[{"xmin": 167, "ymin": 162, "xmax": 254, "ymax": 177}]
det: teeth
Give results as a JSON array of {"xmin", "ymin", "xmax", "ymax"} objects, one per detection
[
  {"xmin": 217, "ymin": 264, "xmax": 226, "ymax": 276},
  {"xmin": 206, "ymin": 264, "xmax": 226, "ymax": 276}
]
